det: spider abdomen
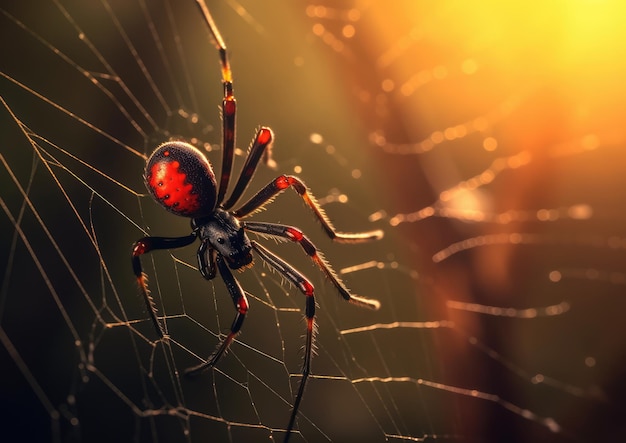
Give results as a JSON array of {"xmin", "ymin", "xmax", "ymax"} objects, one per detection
[{"xmin": 145, "ymin": 141, "xmax": 217, "ymax": 217}]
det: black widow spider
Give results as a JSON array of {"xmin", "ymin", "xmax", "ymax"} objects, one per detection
[{"xmin": 131, "ymin": 1, "xmax": 383, "ymax": 441}]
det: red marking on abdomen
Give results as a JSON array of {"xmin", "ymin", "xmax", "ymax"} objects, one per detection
[{"xmin": 148, "ymin": 160, "xmax": 199, "ymax": 213}]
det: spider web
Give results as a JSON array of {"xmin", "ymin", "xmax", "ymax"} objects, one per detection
[{"xmin": 2, "ymin": 1, "xmax": 626, "ymax": 442}]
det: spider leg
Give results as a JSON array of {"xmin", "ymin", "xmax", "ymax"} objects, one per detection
[
  {"xmin": 197, "ymin": 240, "xmax": 217, "ymax": 280},
  {"xmin": 245, "ymin": 222, "xmax": 380, "ymax": 310},
  {"xmin": 131, "ymin": 234, "xmax": 197, "ymax": 337},
  {"xmin": 249, "ymin": 240, "xmax": 316, "ymax": 441},
  {"xmin": 184, "ymin": 254, "xmax": 249, "ymax": 377},
  {"xmin": 222, "ymin": 127, "xmax": 274, "ymax": 210},
  {"xmin": 233, "ymin": 175, "xmax": 384, "ymax": 243},
  {"xmin": 195, "ymin": 0, "xmax": 235, "ymax": 206}
]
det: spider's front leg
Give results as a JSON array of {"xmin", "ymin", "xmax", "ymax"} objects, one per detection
[
  {"xmin": 184, "ymin": 254, "xmax": 249, "ymax": 377},
  {"xmin": 131, "ymin": 234, "xmax": 197, "ymax": 337},
  {"xmin": 233, "ymin": 175, "xmax": 384, "ymax": 243}
]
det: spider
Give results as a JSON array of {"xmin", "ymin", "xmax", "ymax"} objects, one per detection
[{"xmin": 131, "ymin": 1, "xmax": 383, "ymax": 441}]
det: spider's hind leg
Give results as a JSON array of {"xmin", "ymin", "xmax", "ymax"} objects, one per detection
[
  {"xmin": 249, "ymin": 240, "xmax": 317, "ymax": 438},
  {"xmin": 184, "ymin": 254, "xmax": 249, "ymax": 377}
]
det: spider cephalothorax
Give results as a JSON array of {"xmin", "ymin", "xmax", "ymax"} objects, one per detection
[
  {"xmin": 130, "ymin": 3, "xmax": 383, "ymax": 442},
  {"xmin": 195, "ymin": 209, "xmax": 253, "ymax": 270}
]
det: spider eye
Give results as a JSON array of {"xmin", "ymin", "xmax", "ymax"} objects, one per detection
[{"xmin": 217, "ymin": 237, "xmax": 225, "ymax": 244}]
